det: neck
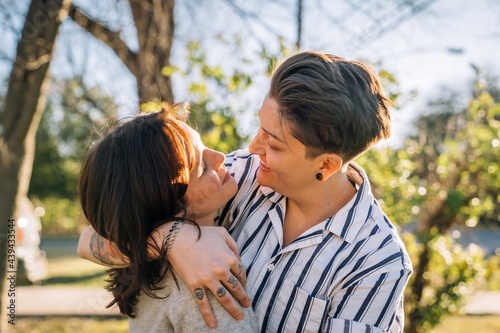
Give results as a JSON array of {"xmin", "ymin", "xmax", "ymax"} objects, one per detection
[
  {"xmin": 293, "ymin": 170, "xmax": 356, "ymax": 217},
  {"xmin": 181, "ymin": 212, "xmax": 215, "ymax": 227},
  {"xmin": 282, "ymin": 169, "xmax": 357, "ymax": 247}
]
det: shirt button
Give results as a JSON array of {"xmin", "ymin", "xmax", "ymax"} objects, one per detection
[{"xmin": 267, "ymin": 263, "xmax": 275, "ymax": 271}]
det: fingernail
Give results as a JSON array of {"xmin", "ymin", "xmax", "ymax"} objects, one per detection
[
  {"xmin": 208, "ymin": 321, "xmax": 216, "ymax": 328},
  {"xmin": 236, "ymin": 313, "xmax": 245, "ymax": 321}
]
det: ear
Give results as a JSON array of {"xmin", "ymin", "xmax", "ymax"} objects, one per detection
[{"xmin": 317, "ymin": 153, "xmax": 343, "ymax": 181}]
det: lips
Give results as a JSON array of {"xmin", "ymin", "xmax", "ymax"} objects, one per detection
[
  {"xmin": 259, "ymin": 160, "xmax": 271, "ymax": 171},
  {"xmin": 222, "ymin": 170, "xmax": 231, "ymax": 184}
]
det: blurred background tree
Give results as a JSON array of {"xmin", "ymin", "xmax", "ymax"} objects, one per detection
[
  {"xmin": 157, "ymin": 40, "xmax": 252, "ymax": 153},
  {"xmin": 0, "ymin": 1, "xmax": 70, "ymax": 328},
  {"xmin": 28, "ymin": 76, "xmax": 117, "ymax": 234},
  {"xmin": 357, "ymin": 70, "xmax": 500, "ymax": 332}
]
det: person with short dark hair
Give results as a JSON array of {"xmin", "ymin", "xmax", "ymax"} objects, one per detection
[{"xmin": 78, "ymin": 51, "xmax": 412, "ymax": 332}]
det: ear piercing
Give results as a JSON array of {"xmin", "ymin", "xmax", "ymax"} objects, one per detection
[{"xmin": 316, "ymin": 173, "xmax": 323, "ymax": 181}]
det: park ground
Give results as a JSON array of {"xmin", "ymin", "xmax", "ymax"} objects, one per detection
[{"xmin": 8, "ymin": 235, "xmax": 500, "ymax": 333}]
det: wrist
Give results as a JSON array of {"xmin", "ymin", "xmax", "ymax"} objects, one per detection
[
  {"xmin": 148, "ymin": 221, "xmax": 175, "ymax": 260},
  {"xmin": 168, "ymin": 222, "xmax": 200, "ymax": 265},
  {"xmin": 164, "ymin": 220, "xmax": 186, "ymax": 260}
]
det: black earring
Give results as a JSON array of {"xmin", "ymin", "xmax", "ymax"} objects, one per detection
[{"xmin": 316, "ymin": 173, "xmax": 323, "ymax": 181}]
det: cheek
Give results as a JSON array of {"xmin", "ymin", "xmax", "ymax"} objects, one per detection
[
  {"xmin": 190, "ymin": 184, "xmax": 219, "ymax": 206},
  {"xmin": 268, "ymin": 154, "xmax": 288, "ymax": 173}
]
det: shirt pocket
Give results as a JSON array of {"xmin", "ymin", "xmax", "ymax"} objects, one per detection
[{"xmin": 266, "ymin": 279, "xmax": 328, "ymax": 333}]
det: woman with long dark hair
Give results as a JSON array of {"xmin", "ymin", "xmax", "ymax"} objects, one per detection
[{"xmin": 78, "ymin": 106, "xmax": 257, "ymax": 332}]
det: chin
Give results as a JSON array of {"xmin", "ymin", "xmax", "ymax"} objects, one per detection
[
  {"xmin": 256, "ymin": 170, "xmax": 272, "ymax": 188},
  {"xmin": 226, "ymin": 177, "xmax": 238, "ymax": 195}
]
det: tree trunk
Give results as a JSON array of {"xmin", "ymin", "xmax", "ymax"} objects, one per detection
[
  {"xmin": 407, "ymin": 241, "xmax": 430, "ymax": 333},
  {"xmin": 0, "ymin": 0, "xmax": 69, "ymax": 330},
  {"xmin": 69, "ymin": 0, "xmax": 175, "ymax": 104},
  {"xmin": 408, "ymin": 201, "xmax": 460, "ymax": 333},
  {"xmin": 296, "ymin": 0, "xmax": 303, "ymax": 52},
  {"xmin": 130, "ymin": 0, "xmax": 175, "ymax": 103}
]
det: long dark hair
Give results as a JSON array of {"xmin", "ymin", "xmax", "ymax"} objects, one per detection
[{"xmin": 79, "ymin": 107, "xmax": 196, "ymax": 317}]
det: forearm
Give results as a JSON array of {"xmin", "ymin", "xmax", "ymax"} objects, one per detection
[
  {"xmin": 77, "ymin": 225, "xmax": 129, "ymax": 268},
  {"xmin": 78, "ymin": 222, "xmax": 251, "ymax": 328}
]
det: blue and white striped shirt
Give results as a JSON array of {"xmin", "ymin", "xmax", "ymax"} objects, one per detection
[{"xmin": 216, "ymin": 150, "xmax": 412, "ymax": 333}]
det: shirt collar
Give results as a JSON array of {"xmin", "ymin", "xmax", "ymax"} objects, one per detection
[
  {"xmin": 259, "ymin": 162, "xmax": 373, "ymax": 244},
  {"xmin": 259, "ymin": 185, "xmax": 283, "ymax": 203},
  {"xmin": 324, "ymin": 162, "xmax": 373, "ymax": 244}
]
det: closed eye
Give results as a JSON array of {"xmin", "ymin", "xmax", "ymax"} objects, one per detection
[
  {"xmin": 267, "ymin": 139, "xmax": 279, "ymax": 151},
  {"xmin": 202, "ymin": 161, "xmax": 209, "ymax": 174}
]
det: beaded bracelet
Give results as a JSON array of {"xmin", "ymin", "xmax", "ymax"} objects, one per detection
[
  {"xmin": 163, "ymin": 221, "xmax": 179, "ymax": 248},
  {"xmin": 165, "ymin": 220, "xmax": 185, "ymax": 260}
]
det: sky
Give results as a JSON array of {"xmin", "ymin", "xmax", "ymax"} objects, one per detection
[
  {"xmin": 350, "ymin": 0, "xmax": 500, "ymax": 144},
  {"xmin": 1, "ymin": 0, "xmax": 499, "ymax": 147}
]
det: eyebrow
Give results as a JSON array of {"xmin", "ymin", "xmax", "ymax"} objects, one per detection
[{"xmin": 262, "ymin": 127, "xmax": 284, "ymax": 143}]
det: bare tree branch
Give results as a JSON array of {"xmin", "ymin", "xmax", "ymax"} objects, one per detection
[
  {"xmin": 315, "ymin": 0, "xmax": 353, "ymax": 35},
  {"xmin": 128, "ymin": 0, "xmax": 175, "ymax": 102},
  {"xmin": 220, "ymin": 0, "xmax": 281, "ymax": 41},
  {"xmin": 344, "ymin": 0, "xmax": 438, "ymax": 54},
  {"xmin": 67, "ymin": 3, "xmax": 138, "ymax": 77},
  {"xmin": 369, "ymin": 0, "xmax": 438, "ymax": 40},
  {"xmin": 296, "ymin": 0, "xmax": 303, "ymax": 51}
]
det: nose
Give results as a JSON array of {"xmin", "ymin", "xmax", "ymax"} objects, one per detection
[
  {"xmin": 249, "ymin": 129, "xmax": 265, "ymax": 155},
  {"xmin": 210, "ymin": 149, "xmax": 226, "ymax": 171}
]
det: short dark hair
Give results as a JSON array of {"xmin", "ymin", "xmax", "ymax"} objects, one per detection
[
  {"xmin": 79, "ymin": 107, "xmax": 196, "ymax": 317},
  {"xmin": 269, "ymin": 51, "xmax": 392, "ymax": 162}
]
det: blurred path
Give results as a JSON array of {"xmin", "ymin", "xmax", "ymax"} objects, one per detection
[
  {"xmin": 16, "ymin": 286, "xmax": 500, "ymax": 316},
  {"xmin": 40, "ymin": 236, "xmax": 79, "ymax": 258},
  {"xmin": 21, "ymin": 236, "xmax": 121, "ymax": 316},
  {"xmin": 453, "ymin": 226, "xmax": 500, "ymax": 257},
  {"xmin": 18, "ymin": 286, "xmax": 121, "ymax": 317},
  {"xmin": 22, "ymin": 235, "xmax": 498, "ymax": 317},
  {"xmin": 464, "ymin": 291, "xmax": 500, "ymax": 315}
]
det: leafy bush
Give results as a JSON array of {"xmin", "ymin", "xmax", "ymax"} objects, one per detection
[
  {"xmin": 31, "ymin": 196, "xmax": 84, "ymax": 235},
  {"xmin": 402, "ymin": 230, "xmax": 489, "ymax": 332}
]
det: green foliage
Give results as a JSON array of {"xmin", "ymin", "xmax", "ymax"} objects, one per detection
[
  {"xmin": 29, "ymin": 119, "xmax": 80, "ymax": 200},
  {"xmin": 28, "ymin": 78, "xmax": 116, "ymax": 235},
  {"xmin": 358, "ymin": 147, "xmax": 421, "ymax": 227},
  {"xmin": 372, "ymin": 62, "xmax": 417, "ymax": 108},
  {"xmin": 31, "ymin": 196, "xmax": 83, "ymax": 235},
  {"xmin": 160, "ymin": 40, "xmax": 254, "ymax": 154},
  {"xmin": 358, "ymin": 73, "xmax": 500, "ymax": 332},
  {"xmin": 402, "ymin": 231, "xmax": 488, "ymax": 332},
  {"xmin": 482, "ymin": 254, "xmax": 500, "ymax": 291},
  {"xmin": 359, "ymin": 76, "xmax": 500, "ymax": 231},
  {"xmin": 29, "ymin": 77, "xmax": 116, "ymax": 200},
  {"xmin": 259, "ymin": 37, "xmax": 293, "ymax": 77}
]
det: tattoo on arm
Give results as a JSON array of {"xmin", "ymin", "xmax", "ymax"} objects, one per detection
[
  {"xmin": 89, "ymin": 232, "xmax": 125, "ymax": 267},
  {"xmin": 216, "ymin": 287, "xmax": 227, "ymax": 298},
  {"xmin": 194, "ymin": 288, "xmax": 205, "ymax": 300},
  {"xmin": 227, "ymin": 275, "xmax": 239, "ymax": 289}
]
